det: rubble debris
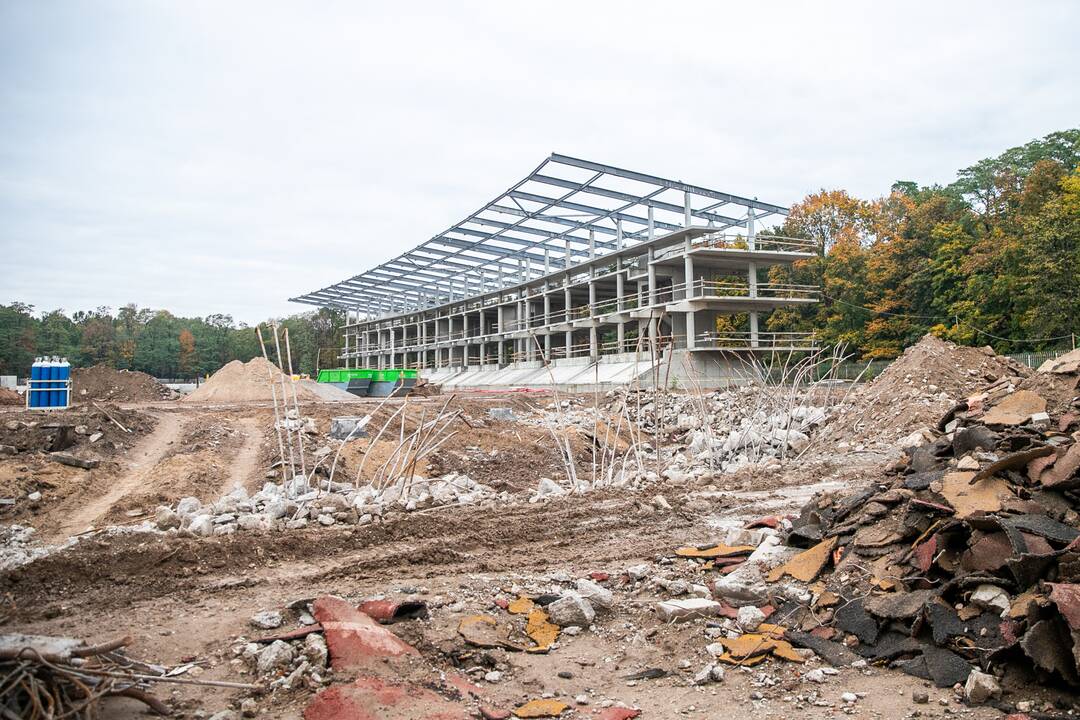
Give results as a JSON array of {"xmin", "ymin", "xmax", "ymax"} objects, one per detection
[
  {"xmin": 981, "ymin": 390, "xmax": 1048, "ymax": 427},
  {"xmin": 767, "ymin": 537, "xmax": 836, "ymax": 583},
  {"xmin": 356, "ymin": 599, "xmax": 429, "ymax": 624},
  {"xmin": 48, "ymin": 452, "xmax": 100, "ymax": 469},
  {"xmin": 1038, "ymin": 348, "xmax": 1080, "ymax": 374},
  {"xmin": 312, "ymin": 596, "xmax": 417, "ymax": 668},
  {"xmin": 655, "ymin": 598, "xmax": 721, "ymax": 623},
  {"xmin": 767, "ymin": 370, "xmax": 1080, "ymax": 691},
  {"xmin": 513, "ymin": 699, "xmax": 569, "ymax": 718},
  {"xmin": 964, "ymin": 669, "xmax": 1002, "ymax": 704}
]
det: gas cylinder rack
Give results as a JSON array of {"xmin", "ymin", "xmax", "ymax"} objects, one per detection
[{"xmin": 27, "ymin": 356, "xmax": 71, "ymax": 409}]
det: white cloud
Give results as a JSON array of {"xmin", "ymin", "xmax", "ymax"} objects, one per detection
[{"xmin": 1, "ymin": 0, "xmax": 1077, "ymax": 323}]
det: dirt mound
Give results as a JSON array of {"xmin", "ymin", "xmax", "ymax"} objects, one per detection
[
  {"xmin": 183, "ymin": 358, "xmax": 356, "ymax": 403},
  {"xmin": 0, "ymin": 388, "xmax": 22, "ymax": 406},
  {"xmin": 72, "ymin": 365, "xmax": 176, "ymax": 402},
  {"xmin": 820, "ymin": 335, "xmax": 1030, "ymax": 447}
]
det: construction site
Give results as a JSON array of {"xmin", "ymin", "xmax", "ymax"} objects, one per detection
[{"xmin": 3, "ymin": 157, "xmax": 1080, "ymax": 720}]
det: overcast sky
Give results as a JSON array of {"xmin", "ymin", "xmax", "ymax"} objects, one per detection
[{"xmin": 1, "ymin": 1, "xmax": 1077, "ymax": 324}]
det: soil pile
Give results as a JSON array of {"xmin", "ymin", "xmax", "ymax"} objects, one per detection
[
  {"xmin": 183, "ymin": 358, "xmax": 356, "ymax": 403},
  {"xmin": 821, "ymin": 335, "xmax": 1031, "ymax": 447},
  {"xmin": 0, "ymin": 388, "xmax": 22, "ymax": 406},
  {"xmin": 72, "ymin": 365, "xmax": 176, "ymax": 402}
]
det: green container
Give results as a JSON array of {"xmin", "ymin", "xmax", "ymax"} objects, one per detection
[{"xmin": 317, "ymin": 368, "xmax": 416, "ymax": 383}]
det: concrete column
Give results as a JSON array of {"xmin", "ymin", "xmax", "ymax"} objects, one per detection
[
  {"xmin": 544, "ymin": 248, "xmax": 551, "ymax": 275},
  {"xmin": 565, "ymin": 329, "xmax": 573, "ymax": 358},
  {"xmin": 616, "ymin": 261, "xmax": 625, "ymax": 311},
  {"xmin": 565, "ymin": 238, "xmax": 572, "ymax": 269},
  {"xmin": 686, "ymin": 309, "xmax": 696, "ymax": 350},
  {"xmin": 648, "ymin": 206, "xmax": 655, "ymax": 240},
  {"xmin": 617, "ymin": 319, "xmax": 625, "ymax": 354},
  {"xmin": 524, "ymin": 298, "xmax": 533, "ymax": 362},
  {"xmin": 647, "ymin": 247, "xmax": 657, "ymax": 306},
  {"xmin": 564, "ymin": 283, "xmax": 572, "ymax": 324},
  {"xmin": 589, "ymin": 229, "xmax": 596, "ymax": 259},
  {"xmin": 544, "ymin": 292, "xmax": 551, "ymax": 325},
  {"xmin": 749, "ymin": 260, "xmax": 759, "ymax": 349},
  {"xmin": 544, "ymin": 331, "xmax": 551, "ymax": 359},
  {"xmin": 616, "ymin": 218, "xmax": 624, "ymax": 250},
  {"xmin": 684, "ymin": 250, "xmax": 695, "ymax": 300},
  {"xmin": 588, "ymin": 281, "xmax": 598, "ymax": 359}
]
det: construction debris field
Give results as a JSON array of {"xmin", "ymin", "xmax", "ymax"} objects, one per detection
[{"xmin": 2, "ymin": 342, "xmax": 1080, "ymax": 720}]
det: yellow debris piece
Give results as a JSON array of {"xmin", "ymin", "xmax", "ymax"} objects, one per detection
[
  {"xmin": 769, "ymin": 639, "xmax": 807, "ymax": 663},
  {"xmin": 525, "ymin": 608, "xmax": 559, "ymax": 653},
  {"xmin": 715, "ymin": 650, "xmax": 767, "ymax": 666},
  {"xmin": 508, "ymin": 596, "xmax": 536, "ymax": 615},
  {"xmin": 513, "ymin": 698, "xmax": 569, "ymax": 717},
  {"xmin": 676, "ymin": 543, "xmax": 755, "ymax": 559},
  {"xmin": 766, "ymin": 537, "xmax": 838, "ymax": 583}
]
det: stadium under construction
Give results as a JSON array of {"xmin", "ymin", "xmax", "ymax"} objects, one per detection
[{"xmin": 291, "ymin": 154, "xmax": 820, "ymax": 389}]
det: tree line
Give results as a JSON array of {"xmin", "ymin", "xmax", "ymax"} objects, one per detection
[
  {"xmin": 0, "ymin": 129, "xmax": 1076, "ymax": 378},
  {"xmin": 765, "ymin": 128, "xmax": 1079, "ymax": 358},
  {"xmin": 0, "ymin": 304, "xmax": 344, "ymax": 379}
]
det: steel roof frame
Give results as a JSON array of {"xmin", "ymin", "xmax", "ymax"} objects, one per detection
[{"xmin": 291, "ymin": 153, "xmax": 789, "ymax": 314}]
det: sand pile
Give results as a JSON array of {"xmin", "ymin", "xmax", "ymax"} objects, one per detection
[
  {"xmin": 183, "ymin": 358, "xmax": 356, "ymax": 403},
  {"xmin": 820, "ymin": 335, "xmax": 1031, "ymax": 447},
  {"xmin": 72, "ymin": 365, "xmax": 177, "ymax": 402}
]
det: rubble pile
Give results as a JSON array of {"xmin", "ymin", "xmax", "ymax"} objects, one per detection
[
  {"xmin": 72, "ymin": 363, "xmax": 178, "ymax": 401},
  {"xmin": 0, "ymin": 404, "xmax": 153, "ymax": 457},
  {"xmin": 764, "ymin": 357, "xmax": 1080, "ymax": 695},
  {"xmin": 154, "ymin": 471, "xmax": 501, "ymax": 535},
  {"xmin": 0, "ymin": 387, "xmax": 22, "ymax": 406},
  {"xmin": 608, "ymin": 386, "xmax": 828, "ymax": 472},
  {"xmin": 818, "ymin": 335, "xmax": 1033, "ymax": 449}
]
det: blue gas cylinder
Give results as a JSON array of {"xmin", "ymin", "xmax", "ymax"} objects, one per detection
[
  {"xmin": 30, "ymin": 357, "xmax": 42, "ymax": 408},
  {"xmin": 44, "ymin": 357, "xmax": 57, "ymax": 407},
  {"xmin": 57, "ymin": 357, "xmax": 70, "ymax": 408}
]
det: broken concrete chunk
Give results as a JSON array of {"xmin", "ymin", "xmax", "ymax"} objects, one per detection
[
  {"xmin": 255, "ymin": 640, "xmax": 295, "ymax": 675},
  {"xmin": 736, "ymin": 605, "xmax": 766, "ymax": 632},
  {"xmin": 574, "ymin": 579, "xmax": 614, "ymax": 609},
  {"xmin": 546, "ymin": 592, "xmax": 595, "ymax": 627},
  {"xmin": 964, "ymin": 669, "xmax": 1002, "ymax": 704},
  {"xmin": 655, "ymin": 598, "xmax": 721, "ymax": 623},
  {"xmin": 249, "ymin": 610, "xmax": 283, "ymax": 629},
  {"xmin": 970, "ymin": 584, "xmax": 1010, "ymax": 616}
]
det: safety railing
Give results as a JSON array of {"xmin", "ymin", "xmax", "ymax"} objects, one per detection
[{"xmin": 694, "ymin": 331, "xmax": 818, "ymax": 350}]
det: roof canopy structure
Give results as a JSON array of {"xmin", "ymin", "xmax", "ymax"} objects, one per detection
[{"xmin": 291, "ymin": 153, "xmax": 790, "ymax": 315}]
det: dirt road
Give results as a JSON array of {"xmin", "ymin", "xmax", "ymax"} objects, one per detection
[{"xmin": 56, "ymin": 410, "xmax": 184, "ymax": 536}]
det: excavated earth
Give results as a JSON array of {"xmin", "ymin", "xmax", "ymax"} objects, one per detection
[{"xmin": 1, "ymin": 340, "xmax": 1076, "ymax": 720}]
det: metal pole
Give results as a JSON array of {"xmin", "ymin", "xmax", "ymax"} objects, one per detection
[
  {"xmin": 270, "ymin": 322, "xmax": 297, "ymax": 479},
  {"xmin": 284, "ymin": 328, "xmax": 307, "ymax": 481},
  {"xmin": 256, "ymin": 326, "xmax": 288, "ymax": 479}
]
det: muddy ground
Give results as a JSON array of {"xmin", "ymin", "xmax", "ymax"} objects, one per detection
[{"xmin": 0, "ymin": 393, "xmax": 1066, "ymax": 719}]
